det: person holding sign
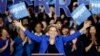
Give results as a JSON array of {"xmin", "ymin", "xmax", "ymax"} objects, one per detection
[
  {"xmin": 13, "ymin": 20, "xmax": 91, "ymax": 56},
  {"xmin": 14, "ymin": 28, "xmax": 33, "ymax": 56}
]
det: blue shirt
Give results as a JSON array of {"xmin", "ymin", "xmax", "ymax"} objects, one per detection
[
  {"xmin": 14, "ymin": 36, "xmax": 23, "ymax": 56},
  {"xmin": 14, "ymin": 36, "xmax": 33, "ymax": 56},
  {"xmin": 0, "ymin": 39, "xmax": 10, "ymax": 56}
]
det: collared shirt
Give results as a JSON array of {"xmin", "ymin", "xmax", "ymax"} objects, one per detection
[{"xmin": 34, "ymin": 33, "xmax": 42, "ymax": 36}]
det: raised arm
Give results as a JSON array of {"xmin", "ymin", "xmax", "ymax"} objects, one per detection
[
  {"xmin": 14, "ymin": 21, "xmax": 42, "ymax": 42},
  {"xmin": 92, "ymin": 15, "xmax": 97, "ymax": 24},
  {"xmin": 63, "ymin": 20, "xmax": 91, "ymax": 42}
]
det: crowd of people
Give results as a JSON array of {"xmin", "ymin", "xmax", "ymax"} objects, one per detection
[{"xmin": 0, "ymin": 0, "xmax": 100, "ymax": 56}]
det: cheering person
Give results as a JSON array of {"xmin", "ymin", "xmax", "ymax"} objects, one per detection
[
  {"xmin": 85, "ymin": 26, "xmax": 100, "ymax": 56},
  {"xmin": 14, "ymin": 28, "xmax": 33, "ymax": 56},
  {"xmin": 0, "ymin": 28, "xmax": 14, "ymax": 56},
  {"xmin": 14, "ymin": 20, "xmax": 91, "ymax": 56}
]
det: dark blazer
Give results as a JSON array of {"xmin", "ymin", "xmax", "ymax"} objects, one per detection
[{"xmin": 24, "ymin": 29, "xmax": 81, "ymax": 56}]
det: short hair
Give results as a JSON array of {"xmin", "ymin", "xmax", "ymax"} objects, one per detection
[{"xmin": 45, "ymin": 24, "xmax": 59, "ymax": 33}]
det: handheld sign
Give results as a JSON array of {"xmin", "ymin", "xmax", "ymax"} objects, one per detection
[
  {"xmin": 78, "ymin": 0, "xmax": 90, "ymax": 5},
  {"xmin": 90, "ymin": 0, "xmax": 100, "ymax": 14},
  {"xmin": 9, "ymin": 2, "xmax": 29, "ymax": 20},
  {"xmin": 71, "ymin": 4, "xmax": 91, "ymax": 25}
]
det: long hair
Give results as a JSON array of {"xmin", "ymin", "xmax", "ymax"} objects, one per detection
[{"xmin": 87, "ymin": 25, "xmax": 98, "ymax": 39}]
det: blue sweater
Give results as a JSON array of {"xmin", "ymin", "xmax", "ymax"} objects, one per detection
[
  {"xmin": 0, "ymin": 39, "xmax": 10, "ymax": 56},
  {"xmin": 24, "ymin": 30, "xmax": 81, "ymax": 56}
]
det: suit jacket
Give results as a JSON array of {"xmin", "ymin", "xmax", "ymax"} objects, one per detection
[{"xmin": 24, "ymin": 29, "xmax": 81, "ymax": 56}]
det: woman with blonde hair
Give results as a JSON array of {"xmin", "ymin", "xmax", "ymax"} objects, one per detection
[{"xmin": 14, "ymin": 20, "xmax": 91, "ymax": 56}]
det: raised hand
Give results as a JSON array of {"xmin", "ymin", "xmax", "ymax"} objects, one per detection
[
  {"xmin": 83, "ymin": 20, "xmax": 91, "ymax": 29},
  {"xmin": 14, "ymin": 20, "xmax": 26, "ymax": 31},
  {"xmin": 13, "ymin": 20, "xmax": 22, "ymax": 27},
  {"xmin": 80, "ymin": 20, "xmax": 91, "ymax": 34}
]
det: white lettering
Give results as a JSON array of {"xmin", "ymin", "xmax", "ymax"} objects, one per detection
[
  {"xmin": 73, "ymin": 6, "xmax": 86, "ymax": 19},
  {"xmin": 10, "ymin": 5, "xmax": 26, "ymax": 15},
  {"xmin": 92, "ymin": 3, "xmax": 100, "ymax": 7}
]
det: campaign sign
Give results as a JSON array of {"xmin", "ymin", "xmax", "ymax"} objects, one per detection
[
  {"xmin": 71, "ymin": 4, "xmax": 91, "ymax": 25},
  {"xmin": 78, "ymin": 0, "xmax": 90, "ymax": 5},
  {"xmin": 9, "ymin": 2, "xmax": 29, "ymax": 20},
  {"xmin": 90, "ymin": 0, "xmax": 100, "ymax": 14}
]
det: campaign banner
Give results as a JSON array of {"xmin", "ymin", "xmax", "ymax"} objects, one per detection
[
  {"xmin": 71, "ymin": 4, "xmax": 91, "ymax": 25},
  {"xmin": 90, "ymin": 0, "xmax": 100, "ymax": 14},
  {"xmin": 9, "ymin": 2, "xmax": 29, "ymax": 20}
]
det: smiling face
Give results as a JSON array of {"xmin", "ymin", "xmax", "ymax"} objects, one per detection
[
  {"xmin": 62, "ymin": 28, "xmax": 69, "ymax": 36},
  {"xmin": 2, "ymin": 29, "xmax": 8, "ymax": 37},
  {"xmin": 35, "ymin": 23, "xmax": 42, "ymax": 33},
  {"xmin": 0, "ymin": 29, "xmax": 9, "ymax": 39},
  {"xmin": 89, "ymin": 26, "xmax": 96, "ymax": 35},
  {"xmin": 48, "ymin": 26, "xmax": 58, "ymax": 39},
  {"xmin": 56, "ymin": 21, "xmax": 62, "ymax": 29}
]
